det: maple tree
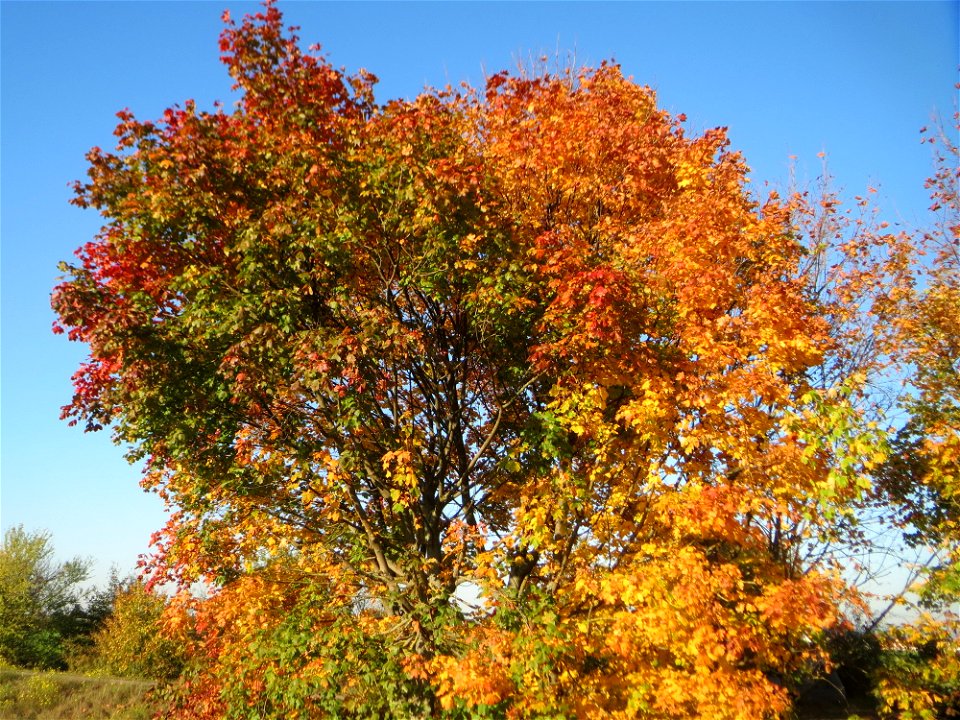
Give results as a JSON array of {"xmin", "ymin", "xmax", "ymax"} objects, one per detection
[{"xmin": 52, "ymin": 4, "xmax": 949, "ymax": 718}]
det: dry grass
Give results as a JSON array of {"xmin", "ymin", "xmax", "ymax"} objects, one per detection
[{"xmin": 0, "ymin": 666, "xmax": 158, "ymax": 720}]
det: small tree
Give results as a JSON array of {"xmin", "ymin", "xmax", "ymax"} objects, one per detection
[
  {"xmin": 0, "ymin": 526, "xmax": 90, "ymax": 669},
  {"xmin": 89, "ymin": 578, "xmax": 183, "ymax": 679}
]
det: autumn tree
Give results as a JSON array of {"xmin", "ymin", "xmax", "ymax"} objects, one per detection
[
  {"xmin": 882, "ymin": 116, "xmax": 960, "ymax": 605},
  {"xmin": 862, "ymin": 114, "xmax": 960, "ymax": 720},
  {"xmin": 86, "ymin": 578, "xmax": 184, "ymax": 680},
  {"xmin": 53, "ymin": 5, "xmax": 911, "ymax": 718}
]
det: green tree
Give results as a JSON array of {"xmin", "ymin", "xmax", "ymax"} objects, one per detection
[{"xmin": 0, "ymin": 526, "xmax": 91, "ymax": 669}]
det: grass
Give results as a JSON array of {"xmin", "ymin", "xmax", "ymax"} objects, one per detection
[{"xmin": 0, "ymin": 666, "xmax": 159, "ymax": 720}]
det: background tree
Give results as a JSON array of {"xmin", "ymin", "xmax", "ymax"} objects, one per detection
[
  {"xmin": 52, "ymin": 5, "xmax": 927, "ymax": 718},
  {"xmin": 85, "ymin": 577, "xmax": 184, "ymax": 680},
  {"xmin": 0, "ymin": 526, "xmax": 91, "ymax": 669},
  {"xmin": 883, "ymin": 114, "xmax": 960, "ymax": 606},
  {"xmin": 862, "ymin": 113, "xmax": 960, "ymax": 720}
]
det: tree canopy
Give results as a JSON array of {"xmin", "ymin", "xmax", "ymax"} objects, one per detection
[
  {"xmin": 0, "ymin": 526, "xmax": 91, "ymax": 669},
  {"xmin": 52, "ymin": 4, "xmax": 958, "ymax": 718}
]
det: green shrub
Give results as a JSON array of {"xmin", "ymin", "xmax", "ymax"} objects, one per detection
[{"xmin": 872, "ymin": 620, "xmax": 960, "ymax": 719}]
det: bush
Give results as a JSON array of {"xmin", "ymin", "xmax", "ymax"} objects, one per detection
[
  {"xmin": 872, "ymin": 619, "xmax": 960, "ymax": 719},
  {"xmin": 88, "ymin": 581, "xmax": 183, "ymax": 680},
  {"xmin": 828, "ymin": 626, "xmax": 883, "ymax": 700},
  {"xmin": 18, "ymin": 673, "xmax": 59, "ymax": 710}
]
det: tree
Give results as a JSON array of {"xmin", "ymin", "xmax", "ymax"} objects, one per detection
[
  {"xmin": 86, "ymin": 577, "xmax": 184, "ymax": 680},
  {"xmin": 52, "ymin": 4, "xmax": 911, "ymax": 718},
  {"xmin": 885, "ymin": 114, "xmax": 960, "ymax": 606},
  {"xmin": 860, "ymin": 113, "xmax": 960, "ymax": 720},
  {"xmin": 0, "ymin": 526, "xmax": 91, "ymax": 669}
]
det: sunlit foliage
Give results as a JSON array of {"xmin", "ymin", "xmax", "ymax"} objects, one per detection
[{"xmin": 52, "ymin": 4, "xmax": 955, "ymax": 717}]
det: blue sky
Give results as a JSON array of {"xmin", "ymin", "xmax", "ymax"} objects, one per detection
[{"xmin": 1, "ymin": 1, "xmax": 957, "ymax": 588}]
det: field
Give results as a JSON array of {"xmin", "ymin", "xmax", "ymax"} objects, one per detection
[{"xmin": 0, "ymin": 666, "xmax": 157, "ymax": 720}]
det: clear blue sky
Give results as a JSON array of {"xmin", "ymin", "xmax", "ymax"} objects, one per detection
[{"xmin": 2, "ymin": 1, "xmax": 957, "ymax": 588}]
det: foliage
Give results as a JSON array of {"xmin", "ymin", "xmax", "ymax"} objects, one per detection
[
  {"xmin": 17, "ymin": 673, "xmax": 59, "ymax": 711},
  {"xmin": 86, "ymin": 579, "xmax": 183, "ymax": 681},
  {"xmin": 859, "ymin": 111, "xmax": 960, "ymax": 720},
  {"xmin": 0, "ymin": 527, "xmax": 91, "ymax": 670},
  {"xmin": 51, "ymin": 4, "xmax": 951, "ymax": 718},
  {"xmin": 872, "ymin": 617, "xmax": 960, "ymax": 719},
  {"xmin": 883, "ymin": 113, "xmax": 960, "ymax": 606}
]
